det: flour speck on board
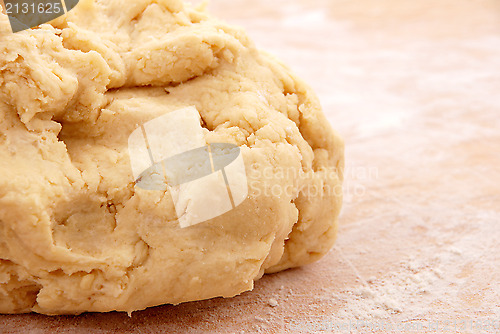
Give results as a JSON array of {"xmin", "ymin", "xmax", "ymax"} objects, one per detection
[{"xmin": 336, "ymin": 254, "xmax": 455, "ymax": 320}]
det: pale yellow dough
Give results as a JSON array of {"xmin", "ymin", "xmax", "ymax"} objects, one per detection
[{"xmin": 0, "ymin": 0, "xmax": 344, "ymax": 314}]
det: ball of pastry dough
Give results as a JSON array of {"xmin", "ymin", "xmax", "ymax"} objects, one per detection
[{"xmin": 0, "ymin": 0, "xmax": 344, "ymax": 314}]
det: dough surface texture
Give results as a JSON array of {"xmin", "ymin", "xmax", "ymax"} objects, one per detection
[{"xmin": 0, "ymin": 0, "xmax": 344, "ymax": 314}]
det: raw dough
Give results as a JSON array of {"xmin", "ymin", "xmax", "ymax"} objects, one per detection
[{"xmin": 0, "ymin": 0, "xmax": 344, "ymax": 314}]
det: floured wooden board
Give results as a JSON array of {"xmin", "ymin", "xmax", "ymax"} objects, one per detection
[{"xmin": 1, "ymin": 0, "xmax": 499, "ymax": 332}]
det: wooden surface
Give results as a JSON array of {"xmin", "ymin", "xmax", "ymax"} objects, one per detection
[{"xmin": 1, "ymin": 0, "xmax": 500, "ymax": 332}]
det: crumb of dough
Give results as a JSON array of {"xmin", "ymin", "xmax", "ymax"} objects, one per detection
[
  {"xmin": 0, "ymin": 0, "xmax": 344, "ymax": 314},
  {"xmin": 268, "ymin": 298, "xmax": 279, "ymax": 307}
]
